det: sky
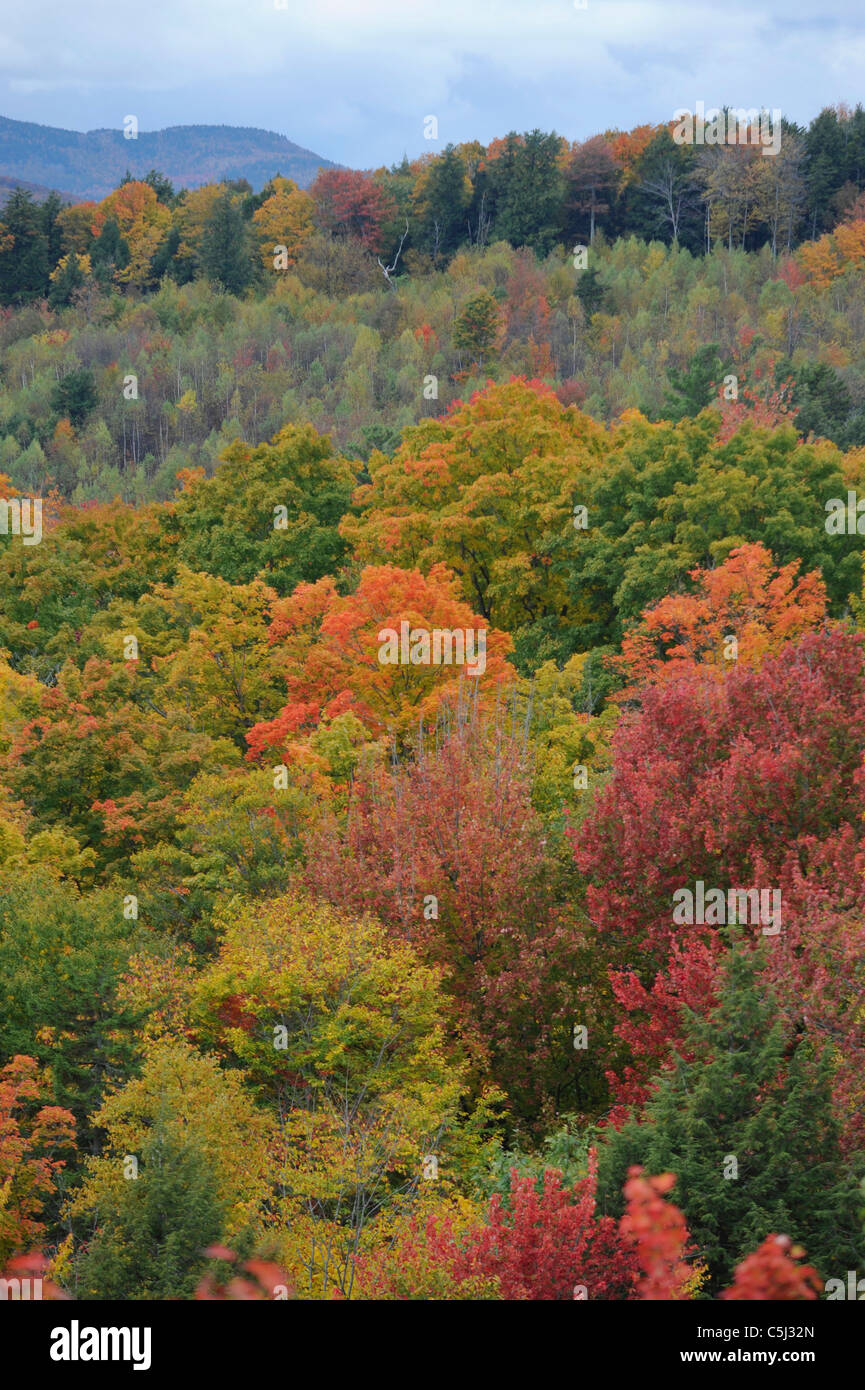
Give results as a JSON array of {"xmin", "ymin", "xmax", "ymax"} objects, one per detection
[{"xmin": 0, "ymin": 0, "xmax": 863, "ymax": 167}]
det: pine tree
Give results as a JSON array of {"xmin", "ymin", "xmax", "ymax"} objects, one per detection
[
  {"xmin": 90, "ymin": 216, "xmax": 130, "ymax": 286},
  {"xmin": 75, "ymin": 1115, "xmax": 226, "ymax": 1300},
  {"xmin": 453, "ymin": 289, "xmax": 501, "ymax": 368},
  {"xmin": 0, "ymin": 188, "xmax": 51, "ymax": 304},
  {"xmin": 596, "ymin": 941, "xmax": 862, "ymax": 1292},
  {"xmin": 199, "ymin": 189, "xmax": 255, "ymax": 295},
  {"xmin": 661, "ymin": 343, "xmax": 730, "ymax": 420}
]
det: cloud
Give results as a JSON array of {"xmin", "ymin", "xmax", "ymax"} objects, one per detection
[{"xmin": 0, "ymin": 0, "xmax": 861, "ymax": 166}]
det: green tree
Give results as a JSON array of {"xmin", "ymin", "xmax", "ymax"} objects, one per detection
[
  {"xmin": 0, "ymin": 874, "xmax": 142, "ymax": 1145},
  {"xmin": 780, "ymin": 358, "xmax": 852, "ymax": 442},
  {"xmin": 48, "ymin": 250, "xmax": 87, "ymax": 309},
  {"xmin": 171, "ymin": 422, "xmax": 356, "ymax": 594},
  {"xmin": 68, "ymin": 1040, "xmax": 274, "ymax": 1298},
  {"xmin": 412, "ymin": 145, "xmax": 471, "ymax": 264},
  {"xmin": 805, "ymin": 108, "xmax": 847, "ymax": 236},
  {"xmin": 199, "ymin": 188, "xmax": 254, "ymax": 294},
  {"xmin": 90, "ymin": 215, "xmax": 130, "ymax": 286},
  {"xmin": 74, "ymin": 1116, "xmax": 226, "ymax": 1300},
  {"xmin": 661, "ymin": 343, "xmax": 730, "ymax": 420},
  {"xmin": 0, "ymin": 188, "xmax": 51, "ymax": 304},
  {"xmin": 596, "ymin": 943, "xmax": 862, "ymax": 1292},
  {"xmin": 490, "ymin": 130, "xmax": 565, "ymax": 254},
  {"xmin": 51, "ymin": 367, "xmax": 97, "ymax": 428},
  {"xmin": 453, "ymin": 289, "xmax": 502, "ymax": 368}
]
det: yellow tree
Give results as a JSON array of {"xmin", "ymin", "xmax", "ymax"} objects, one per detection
[
  {"xmin": 91, "ymin": 182, "xmax": 171, "ymax": 288},
  {"xmin": 252, "ymin": 176, "xmax": 314, "ymax": 270},
  {"xmin": 341, "ymin": 377, "xmax": 607, "ymax": 638},
  {"xmin": 192, "ymin": 890, "xmax": 480, "ymax": 1298}
]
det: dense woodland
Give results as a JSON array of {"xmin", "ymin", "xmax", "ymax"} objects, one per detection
[{"xmin": 1, "ymin": 104, "xmax": 864, "ymax": 1302}]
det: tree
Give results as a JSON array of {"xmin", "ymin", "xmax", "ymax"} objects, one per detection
[
  {"xmin": 559, "ymin": 410, "xmax": 863, "ymax": 650},
  {"xmin": 0, "ymin": 874, "xmax": 142, "ymax": 1141},
  {"xmin": 68, "ymin": 1040, "xmax": 273, "ymax": 1299},
  {"xmin": 245, "ymin": 562, "xmax": 512, "ymax": 752},
  {"xmin": 192, "ymin": 890, "xmax": 470, "ymax": 1297},
  {"xmin": 573, "ymin": 625, "xmax": 865, "ymax": 1124},
  {"xmin": 171, "ymin": 422, "xmax": 356, "ymax": 595},
  {"xmin": 411, "ymin": 145, "xmax": 472, "ymax": 264},
  {"xmin": 309, "ymin": 169, "xmax": 396, "ymax": 253},
  {"xmin": 355, "ymin": 1156, "xmax": 639, "ymax": 1301},
  {"xmin": 614, "ymin": 542, "xmax": 827, "ymax": 697},
  {"xmin": 0, "ymin": 1056, "xmax": 75, "ymax": 1266},
  {"xmin": 566, "ymin": 135, "xmax": 619, "ymax": 244},
  {"xmin": 50, "ymin": 367, "xmax": 97, "ymax": 428},
  {"xmin": 781, "ymin": 358, "xmax": 853, "ymax": 442},
  {"xmin": 303, "ymin": 711, "xmax": 598, "ymax": 1127},
  {"xmin": 0, "ymin": 188, "xmax": 53, "ymax": 304},
  {"xmin": 89, "ymin": 215, "xmax": 130, "ymax": 286},
  {"xmin": 452, "ymin": 290, "xmax": 502, "ymax": 369},
  {"xmin": 487, "ymin": 130, "xmax": 565, "ymax": 254},
  {"xmin": 251, "ymin": 176, "xmax": 314, "ymax": 270},
  {"xmin": 91, "ymin": 182, "xmax": 171, "ymax": 289},
  {"xmin": 343, "ymin": 377, "xmax": 606, "ymax": 661},
  {"xmin": 4, "ymin": 655, "xmax": 238, "ymax": 877},
  {"xmin": 596, "ymin": 944, "xmax": 861, "ymax": 1292},
  {"xmin": 661, "ymin": 343, "xmax": 730, "ymax": 419},
  {"xmin": 48, "ymin": 251, "xmax": 91, "ymax": 308},
  {"xmin": 752, "ymin": 134, "xmax": 806, "ymax": 255},
  {"xmin": 805, "ymin": 107, "xmax": 847, "ymax": 236},
  {"xmin": 199, "ymin": 189, "xmax": 254, "ymax": 294},
  {"xmin": 628, "ymin": 128, "xmax": 700, "ymax": 247},
  {"xmin": 73, "ymin": 1117, "xmax": 227, "ymax": 1300}
]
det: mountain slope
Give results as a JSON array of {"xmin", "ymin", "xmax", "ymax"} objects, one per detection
[{"xmin": 0, "ymin": 116, "xmax": 339, "ymax": 200}]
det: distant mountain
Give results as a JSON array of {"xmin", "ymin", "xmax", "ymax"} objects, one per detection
[
  {"xmin": 0, "ymin": 116, "xmax": 340, "ymax": 201},
  {"xmin": 0, "ymin": 173, "xmax": 77, "ymax": 206}
]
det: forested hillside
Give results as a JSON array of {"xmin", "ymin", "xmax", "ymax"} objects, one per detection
[
  {"xmin": 1, "ymin": 102, "xmax": 864, "ymax": 1309},
  {"xmin": 0, "ymin": 115, "xmax": 338, "ymax": 200}
]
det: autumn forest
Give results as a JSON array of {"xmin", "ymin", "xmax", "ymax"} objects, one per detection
[{"xmin": 1, "ymin": 95, "xmax": 865, "ymax": 1320}]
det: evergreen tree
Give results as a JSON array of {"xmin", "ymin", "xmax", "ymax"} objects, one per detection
[
  {"xmin": 51, "ymin": 367, "xmax": 97, "ymax": 428},
  {"xmin": 624, "ymin": 128, "xmax": 701, "ymax": 251},
  {"xmin": 660, "ymin": 343, "xmax": 730, "ymax": 420},
  {"xmin": 75, "ymin": 1116, "xmax": 226, "ymax": 1300},
  {"xmin": 490, "ymin": 129, "xmax": 565, "ymax": 254},
  {"xmin": 199, "ymin": 189, "xmax": 255, "ymax": 294},
  {"xmin": 574, "ymin": 264, "xmax": 606, "ymax": 316},
  {"xmin": 805, "ymin": 108, "xmax": 847, "ymax": 236},
  {"xmin": 453, "ymin": 289, "xmax": 501, "ymax": 367},
  {"xmin": 48, "ymin": 250, "xmax": 87, "ymax": 309},
  {"xmin": 415, "ymin": 145, "xmax": 471, "ymax": 265},
  {"xmin": 596, "ymin": 942, "xmax": 862, "ymax": 1292},
  {"xmin": 780, "ymin": 358, "xmax": 852, "ymax": 442},
  {"xmin": 0, "ymin": 188, "xmax": 51, "ymax": 304},
  {"xmin": 91, "ymin": 215, "xmax": 130, "ymax": 286}
]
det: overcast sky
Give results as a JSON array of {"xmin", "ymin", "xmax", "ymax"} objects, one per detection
[{"xmin": 1, "ymin": 0, "xmax": 863, "ymax": 167}]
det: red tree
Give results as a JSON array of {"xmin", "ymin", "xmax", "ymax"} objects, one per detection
[{"xmin": 309, "ymin": 169, "xmax": 396, "ymax": 253}]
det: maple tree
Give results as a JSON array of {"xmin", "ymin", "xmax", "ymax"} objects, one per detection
[
  {"xmin": 303, "ymin": 709, "xmax": 604, "ymax": 1127},
  {"xmin": 251, "ymin": 176, "xmax": 314, "ymax": 269},
  {"xmin": 309, "ymin": 169, "xmax": 396, "ymax": 254},
  {"xmin": 0, "ymin": 1055, "xmax": 75, "ymax": 1266},
  {"xmin": 245, "ymin": 561, "xmax": 512, "ymax": 753},
  {"xmin": 192, "ymin": 889, "xmax": 474, "ymax": 1297},
  {"xmin": 574, "ymin": 624, "xmax": 865, "ymax": 1126},
  {"xmin": 613, "ymin": 542, "xmax": 827, "ymax": 698}
]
